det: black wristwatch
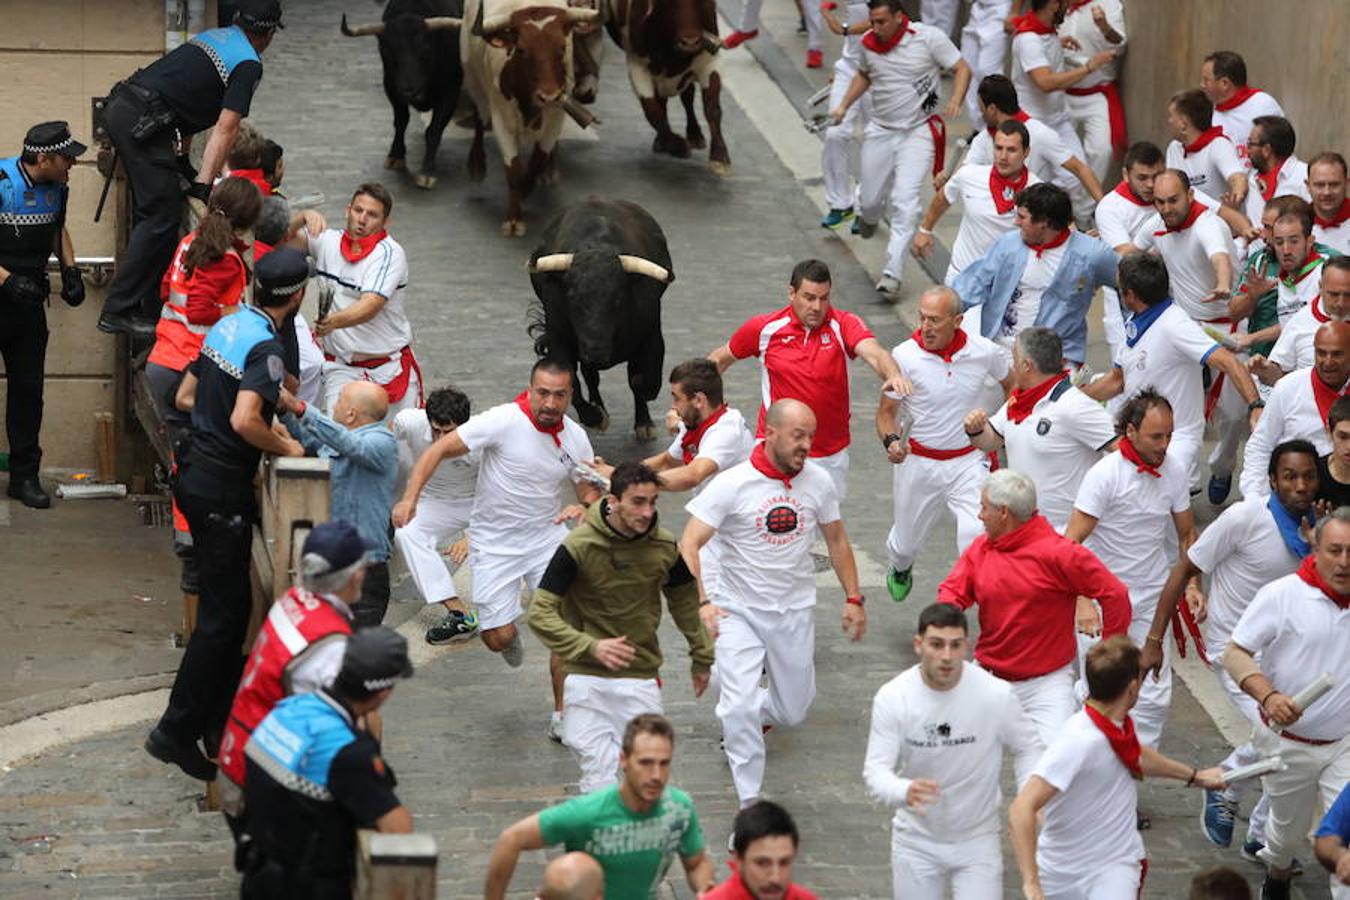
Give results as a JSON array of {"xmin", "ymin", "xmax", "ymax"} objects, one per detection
[
  {"xmin": 882, "ymin": 432, "xmax": 901, "ymax": 449},
  {"xmin": 1248, "ymin": 399, "xmax": 1266, "ymax": 412}
]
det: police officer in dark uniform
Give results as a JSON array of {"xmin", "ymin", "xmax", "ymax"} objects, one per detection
[
  {"xmin": 241, "ymin": 626, "xmax": 414, "ymax": 899},
  {"xmin": 144, "ymin": 247, "xmax": 307, "ymax": 781},
  {"xmin": 97, "ymin": 0, "xmax": 283, "ymax": 337},
  {"xmin": 0, "ymin": 122, "xmax": 88, "ymax": 509}
]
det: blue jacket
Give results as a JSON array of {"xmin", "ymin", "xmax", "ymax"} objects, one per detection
[{"xmin": 951, "ymin": 230, "xmax": 1120, "ymax": 364}]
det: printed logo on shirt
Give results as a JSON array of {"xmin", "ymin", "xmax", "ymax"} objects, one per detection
[
  {"xmin": 754, "ymin": 494, "xmax": 807, "ymax": 545},
  {"xmin": 1036, "ymin": 417, "xmax": 1052, "ymax": 435},
  {"xmin": 764, "ymin": 504, "xmax": 800, "ymax": 535},
  {"xmin": 821, "ymin": 333, "xmax": 832, "ymax": 346},
  {"xmin": 908, "ymin": 720, "xmax": 977, "ymax": 748},
  {"xmin": 1133, "ymin": 349, "xmax": 1148, "ymax": 370},
  {"xmin": 266, "ymin": 355, "xmax": 285, "ymax": 383}
]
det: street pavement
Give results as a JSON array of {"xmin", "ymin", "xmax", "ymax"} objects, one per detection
[{"xmin": 0, "ymin": 0, "xmax": 1335, "ymax": 897}]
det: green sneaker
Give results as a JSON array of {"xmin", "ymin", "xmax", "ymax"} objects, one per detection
[
  {"xmin": 886, "ymin": 567, "xmax": 913, "ymax": 602},
  {"xmin": 820, "ymin": 207, "xmax": 855, "ymax": 229}
]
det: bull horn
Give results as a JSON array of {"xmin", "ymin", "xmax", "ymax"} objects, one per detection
[
  {"xmin": 471, "ymin": 0, "xmax": 485, "ymax": 35},
  {"xmin": 529, "ymin": 253, "xmax": 575, "ymax": 273},
  {"xmin": 618, "ymin": 255, "xmax": 674, "ymax": 283},
  {"xmin": 340, "ymin": 13, "xmax": 385, "ymax": 35},
  {"xmin": 424, "ymin": 15, "xmax": 463, "ymax": 29},
  {"xmin": 565, "ymin": 7, "xmax": 600, "ymax": 23}
]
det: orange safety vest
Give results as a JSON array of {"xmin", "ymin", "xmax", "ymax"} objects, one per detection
[{"xmin": 146, "ymin": 232, "xmax": 248, "ymax": 372}]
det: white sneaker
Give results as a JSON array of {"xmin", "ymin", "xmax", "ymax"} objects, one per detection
[
  {"xmin": 546, "ymin": 712, "xmax": 565, "ymax": 745},
  {"xmin": 501, "ymin": 634, "xmax": 525, "ymax": 668},
  {"xmin": 875, "ymin": 274, "xmax": 902, "ymax": 296}
]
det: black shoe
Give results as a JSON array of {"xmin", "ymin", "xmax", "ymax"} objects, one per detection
[
  {"xmin": 1260, "ymin": 875, "xmax": 1291, "ymax": 900},
  {"xmin": 144, "ymin": 726, "xmax": 217, "ymax": 781},
  {"xmin": 97, "ymin": 311, "xmax": 157, "ymax": 337},
  {"xmin": 7, "ymin": 477, "xmax": 51, "ymax": 509}
]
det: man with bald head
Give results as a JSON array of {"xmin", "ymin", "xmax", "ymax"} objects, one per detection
[
  {"xmin": 538, "ymin": 852, "xmax": 603, "ymax": 900},
  {"xmin": 279, "ymin": 380, "xmax": 399, "ymax": 626},
  {"xmin": 1241, "ymin": 321, "xmax": 1350, "ymax": 498},
  {"xmin": 682, "ymin": 398, "xmax": 866, "ymax": 808}
]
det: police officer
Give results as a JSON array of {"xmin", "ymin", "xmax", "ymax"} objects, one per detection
[
  {"xmin": 144, "ymin": 247, "xmax": 307, "ymax": 782},
  {"xmin": 241, "ymin": 626, "xmax": 414, "ymax": 899},
  {"xmin": 97, "ymin": 0, "xmax": 283, "ymax": 337},
  {"xmin": 0, "ymin": 122, "xmax": 87, "ymax": 509}
]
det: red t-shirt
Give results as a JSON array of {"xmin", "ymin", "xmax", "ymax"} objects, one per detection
[
  {"xmin": 703, "ymin": 872, "xmax": 818, "ymax": 900},
  {"xmin": 727, "ymin": 305, "xmax": 875, "ymax": 456}
]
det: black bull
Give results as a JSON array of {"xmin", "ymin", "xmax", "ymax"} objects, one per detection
[{"xmin": 528, "ymin": 199, "xmax": 675, "ymax": 440}]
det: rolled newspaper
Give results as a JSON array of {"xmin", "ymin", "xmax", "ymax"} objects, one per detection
[
  {"xmin": 573, "ymin": 461, "xmax": 611, "ymax": 494},
  {"xmin": 1289, "ymin": 672, "xmax": 1335, "ymax": 713},
  {"xmin": 1223, "ymin": 756, "xmax": 1285, "ymax": 783}
]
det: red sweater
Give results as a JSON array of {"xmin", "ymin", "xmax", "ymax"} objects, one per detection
[{"xmin": 938, "ymin": 514, "xmax": 1130, "ymax": 680}]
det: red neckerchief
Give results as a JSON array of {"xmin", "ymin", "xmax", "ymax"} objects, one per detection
[
  {"xmin": 1257, "ymin": 157, "xmax": 1288, "ymax": 202},
  {"xmin": 339, "ymin": 228, "xmax": 388, "ymax": 263},
  {"xmin": 1156, "ymin": 200, "xmax": 1206, "ymax": 235},
  {"xmin": 912, "ymin": 326, "xmax": 968, "ymax": 363},
  {"xmin": 679, "ymin": 405, "xmax": 729, "ymax": 464},
  {"xmin": 229, "ymin": 168, "xmax": 272, "ymax": 198},
  {"xmin": 1214, "ymin": 84, "xmax": 1261, "ymax": 112},
  {"xmin": 514, "ymin": 390, "xmax": 563, "ymax": 446},
  {"xmin": 1113, "ymin": 180, "xmax": 1150, "ymax": 206},
  {"xmin": 1182, "ymin": 126, "xmax": 1225, "ymax": 157},
  {"xmin": 861, "ymin": 17, "xmax": 913, "ymax": 54},
  {"xmin": 1315, "ymin": 198, "xmax": 1350, "ymax": 230},
  {"xmin": 1026, "ymin": 228, "xmax": 1070, "ymax": 258},
  {"xmin": 1311, "ymin": 295, "xmax": 1329, "ymax": 323},
  {"xmin": 1297, "ymin": 554, "xmax": 1350, "ymax": 609},
  {"xmin": 1118, "ymin": 435, "xmax": 1161, "ymax": 478},
  {"xmin": 1311, "ymin": 367, "xmax": 1347, "ymax": 425},
  {"xmin": 749, "ymin": 443, "xmax": 795, "ymax": 488},
  {"xmin": 1011, "ymin": 11, "xmax": 1055, "ymax": 34},
  {"xmin": 1084, "ymin": 703, "xmax": 1143, "ymax": 780},
  {"xmin": 1006, "ymin": 371, "xmax": 1068, "ymax": 424},
  {"xmin": 990, "ymin": 165, "xmax": 1030, "ymax": 215},
  {"xmin": 985, "ymin": 108, "xmax": 1030, "ymax": 139}
]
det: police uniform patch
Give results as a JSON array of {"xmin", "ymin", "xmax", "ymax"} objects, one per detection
[
  {"xmin": 267, "ymin": 354, "xmax": 285, "ymax": 383},
  {"xmin": 372, "ymin": 755, "xmax": 386, "ymax": 777},
  {"xmin": 1036, "ymin": 417, "xmax": 1052, "ymax": 436}
]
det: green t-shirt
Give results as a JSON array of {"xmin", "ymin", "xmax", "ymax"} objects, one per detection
[{"xmin": 538, "ymin": 784, "xmax": 704, "ymax": 900}]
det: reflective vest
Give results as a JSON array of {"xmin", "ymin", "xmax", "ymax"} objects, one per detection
[
  {"xmin": 190, "ymin": 25, "xmax": 262, "ymax": 86},
  {"xmin": 220, "ymin": 588, "xmax": 352, "ymax": 787},
  {"xmin": 147, "ymin": 232, "xmax": 247, "ymax": 371},
  {"xmin": 0, "ymin": 155, "xmax": 66, "ymax": 275}
]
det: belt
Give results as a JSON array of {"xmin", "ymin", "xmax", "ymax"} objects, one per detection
[
  {"xmin": 908, "ymin": 438, "xmax": 977, "ymax": 460},
  {"xmin": 1261, "ymin": 711, "xmax": 1342, "ymax": 746},
  {"xmin": 324, "ymin": 345, "xmax": 422, "ymax": 406}
]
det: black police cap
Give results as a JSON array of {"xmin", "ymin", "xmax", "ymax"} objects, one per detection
[
  {"xmin": 254, "ymin": 247, "xmax": 310, "ymax": 303},
  {"xmin": 337, "ymin": 627, "xmax": 415, "ymax": 694},
  {"xmin": 23, "ymin": 122, "xmax": 87, "ymax": 159},
  {"xmin": 235, "ymin": 0, "xmax": 285, "ymax": 30}
]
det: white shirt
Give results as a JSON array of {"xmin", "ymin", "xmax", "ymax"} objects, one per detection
[
  {"xmin": 942, "ymin": 164, "xmax": 1043, "ymax": 281},
  {"xmin": 856, "ymin": 22, "xmax": 962, "ymax": 131},
  {"xmin": 664, "ymin": 407, "xmax": 755, "ymax": 496},
  {"xmin": 1241, "ymin": 367, "xmax": 1342, "ymax": 497},
  {"xmin": 1315, "ymin": 217, "xmax": 1350, "ymax": 256},
  {"xmin": 1245, "ymin": 156, "xmax": 1311, "ymax": 225},
  {"xmin": 1058, "ymin": 0, "xmax": 1125, "ymax": 86},
  {"xmin": 1114, "ymin": 302, "xmax": 1219, "ymax": 445},
  {"xmin": 1275, "ymin": 255, "xmax": 1328, "ymax": 324},
  {"xmin": 1187, "ymin": 497, "xmax": 1303, "ymax": 654},
  {"xmin": 1033, "ymin": 709, "xmax": 1146, "ymax": 877},
  {"xmin": 838, "ymin": 0, "xmax": 870, "ymax": 66},
  {"xmin": 685, "ymin": 459, "xmax": 840, "ymax": 612},
  {"xmin": 1011, "ymin": 30, "xmax": 1069, "ymax": 126},
  {"xmin": 392, "ymin": 408, "xmax": 479, "ymax": 503},
  {"xmin": 309, "ymin": 229, "xmax": 412, "ymax": 361},
  {"xmin": 1268, "ymin": 296, "xmax": 1332, "ymax": 374},
  {"xmin": 965, "ymin": 117, "xmax": 1072, "ymax": 187},
  {"xmin": 1231, "ymin": 571, "xmax": 1350, "ymax": 740},
  {"xmin": 1133, "ymin": 203, "xmax": 1237, "ymax": 322},
  {"xmin": 1095, "ymin": 184, "xmax": 1156, "ymax": 250},
  {"xmin": 455, "ymin": 401, "xmax": 594, "ymax": 554},
  {"xmin": 1165, "ymin": 134, "xmax": 1244, "ymax": 200},
  {"xmin": 988, "ymin": 379, "xmax": 1116, "ymax": 532},
  {"xmin": 863, "ymin": 665, "xmax": 1037, "ymax": 843},
  {"xmin": 1000, "ymin": 242, "xmax": 1068, "ymax": 347},
  {"xmin": 1212, "ymin": 89, "xmax": 1285, "ymax": 165},
  {"xmin": 892, "ymin": 332, "xmax": 1009, "ymax": 450}
]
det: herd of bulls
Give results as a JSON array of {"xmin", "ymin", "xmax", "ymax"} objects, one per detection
[{"xmin": 342, "ymin": 0, "xmax": 731, "ymax": 236}]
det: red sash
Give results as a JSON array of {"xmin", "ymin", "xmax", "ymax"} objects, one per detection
[
  {"xmin": 228, "ymin": 168, "xmax": 272, "ymax": 199},
  {"xmin": 1297, "ymin": 554, "xmax": 1350, "ymax": 609},
  {"xmin": 1065, "ymin": 81, "xmax": 1127, "ymax": 154},
  {"xmin": 912, "ymin": 326, "xmax": 967, "ymax": 362},
  {"xmin": 926, "ymin": 116, "xmax": 947, "ymax": 178},
  {"xmin": 1118, "ymin": 436, "xmax": 1161, "ymax": 477},
  {"xmin": 750, "ymin": 443, "xmax": 795, "ymax": 487},
  {"xmin": 1027, "ymin": 228, "xmax": 1070, "ymax": 259},
  {"xmin": 1214, "ymin": 85, "xmax": 1261, "ymax": 112},
  {"xmin": 324, "ymin": 345, "xmax": 423, "ymax": 406},
  {"xmin": 340, "ymin": 228, "xmax": 389, "ymax": 263},
  {"xmin": 1006, "ymin": 372, "xmax": 1067, "ymax": 424},
  {"xmin": 990, "ymin": 166, "xmax": 1030, "ymax": 215},
  {"xmin": 679, "ymin": 405, "xmax": 729, "ymax": 464},
  {"xmin": 1084, "ymin": 703, "xmax": 1143, "ymax": 779},
  {"xmin": 514, "ymin": 389, "xmax": 564, "ymax": 446},
  {"xmin": 1180, "ymin": 126, "xmax": 1225, "ymax": 157},
  {"xmin": 908, "ymin": 438, "xmax": 977, "ymax": 460},
  {"xmin": 1315, "ymin": 198, "xmax": 1350, "ymax": 230}
]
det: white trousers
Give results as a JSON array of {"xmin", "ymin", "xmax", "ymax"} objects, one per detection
[
  {"xmin": 1214, "ymin": 662, "xmax": 1271, "ymax": 841},
  {"xmin": 1066, "ymin": 91, "xmax": 1116, "ymax": 185},
  {"xmin": 1045, "ymin": 118, "xmax": 1096, "ymax": 227},
  {"xmin": 737, "ymin": 0, "xmax": 823, "ymax": 48},
  {"xmin": 393, "ymin": 497, "xmax": 473, "ymax": 605},
  {"xmin": 1208, "ymin": 373, "xmax": 1248, "ymax": 479},
  {"xmin": 891, "ymin": 828, "xmax": 1001, "ymax": 900},
  {"xmin": 1040, "ymin": 858, "xmax": 1145, "ymax": 900},
  {"xmin": 823, "ymin": 59, "xmax": 871, "ymax": 211},
  {"xmin": 322, "ymin": 359, "xmax": 421, "ymax": 421},
  {"xmin": 1169, "ymin": 426, "xmax": 1203, "ymax": 493},
  {"xmin": 859, "ymin": 121, "xmax": 937, "ymax": 280},
  {"xmin": 960, "ymin": 2, "xmax": 1012, "ymax": 126},
  {"xmin": 563, "ymin": 674, "xmax": 663, "ymax": 793},
  {"xmin": 1075, "ymin": 602, "xmax": 1172, "ymax": 748},
  {"xmin": 885, "ymin": 451, "xmax": 987, "ymax": 573},
  {"xmin": 716, "ymin": 605, "xmax": 817, "ymax": 804},
  {"xmin": 811, "ymin": 448, "xmax": 850, "ymax": 500},
  {"xmin": 1253, "ymin": 725, "xmax": 1350, "ymax": 870},
  {"xmin": 996, "ymin": 663, "xmax": 1077, "ymax": 785},
  {"xmin": 920, "ymin": 0, "xmax": 959, "ymax": 39},
  {"xmin": 470, "ymin": 547, "xmax": 552, "ymax": 631}
]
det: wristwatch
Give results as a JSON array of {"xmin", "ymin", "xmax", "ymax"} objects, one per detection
[
  {"xmin": 1248, "ymin": 399, "xmax": 1266, "ymax": 412},
  {"xmin": 845, "ymin": 595, "xmax": 865, "ymax": 607},
  {"xmin": 882, "ymin": 432, "xmax": 901, "ymax": 449}
]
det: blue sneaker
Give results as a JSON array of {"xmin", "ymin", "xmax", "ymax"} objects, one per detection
[
  {"xmin": 820, "ymin": 207, "xmax": 854, "ymax": 229},
  {"xmin": 1241, "ymin": 839, "xmax": 1303, "ymax": 876},
  {"xmin": 1207, "ymin": 473, "xmax": 1233, "ymax": 505},
  {"xmin": 1201, "ymin": 788, "xmax": 1237, "ymax": 846}
]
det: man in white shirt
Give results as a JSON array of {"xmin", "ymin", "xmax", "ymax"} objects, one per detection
[
  {"xmin": 957, "ymin": 0, "xmax": 1015, "ymax": 127},
  {"xmin": 829, "ymin": 0, "xmax": 971, "ymax": 295},
  {"xmin": 913, "ymin": 120, "xmax": 1040, "ymax": 283},
  {"xmin": 1259, "ymin": 258, "xmax": 1350, "ymax": 382},
  {"xmin": 391, "ymin": 386, "xmax": 481, "ymax": 646},
  {"xmin": 681, "ymin": 399, "xmax": 866, "ymax": 808},
  {"xmin": 295, "ymin": 183, "xmax": 421, "ymax": 418},
  {"xmin": 863, "ymin": 602, "xmax": 1038, "ymax": 899},
  {"xmin": 818, "ymin": 0, "xmax": 873, "ymax": 229},
  {"xmin": 1164, "ymin": 89, "xmax": 1247, "ymax": 208},
  {"xmin": 1095, "ymin": 140, "xmax": 1166, "ymax": 361},
  {"xmin": 1200, "ymin": 50, "xmax": 1285, "ymax": 165},
  {"xmin": 1268, "ymin": 207, "xmax": 1336, "ymax": 331},
  {"xmin": 1058, "ymin": 0, "xmax": 1126, "ymax": 185},
  {"xmin": 1010, "ymin": 636, "xmax": 1226, "ymax": 900},
  {"xmin": 965, "ymin": 326, "xmax": 1115, "ymax": 532},
  {"xmin": 877, "ymin": 287, "xmax": 1010, "ymax": 602},
  {"xmin": 1244, "ymin": 116, "xmax": 1311, "ymax": 226},
  {"xmin": 1223, "ymin": 508, "xmax": 1350, "ymax": 898},
  {"xmin": 1310, "ymin": 152, "xmax": 1350, "ymax": 255}
]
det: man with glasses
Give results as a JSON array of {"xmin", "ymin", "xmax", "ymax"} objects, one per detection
[{"xmin": 1243, "ymin": 116, "xmax": 1311, "ymax": 226}]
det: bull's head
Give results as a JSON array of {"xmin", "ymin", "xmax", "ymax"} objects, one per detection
[
  {"xmin": 340, "ymin": 12, "xmax": 462, "ymax": 108},
  {"xmin": 478, "ymin": 5, "xmax": 599, "ymax": 127},
  {"xmin": 530, "ymin": 251, "xmax": 673, "ymax": 368},
  {"xmin": 652, "ymin": 0, "xmax": 720, "ymax": 55}
]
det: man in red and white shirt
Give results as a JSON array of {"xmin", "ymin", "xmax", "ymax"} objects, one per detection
[
  {"xmin": 295, "ymin": 183, "xmax": 421, "ymax": 418},
  {"xmin": 938, "ymin": 468, "xmax": 1130, "ymax": 757},
  {"xmin": 1059, "ymin": 0, "xmax": 1127, "ymax": 185},
  {"xmin": 1095, "ymin": 140, "xmax": 1165, "ymax": 361},
  {"xmin": 1200, "ymin": 50, "xmax": 1285, "ymax": 165},
  {"xmin": 681, "ymin": 399, "xmax": 866, "ymax": 807},
  {"xmin": 877, "ymin": 287, "xmax": 1010, "ymax": 602},
  {"xmin": 1223, "ymin": 509, "xmax": 1350, "ymax": 896},
  {"xmin": 710, "ymin": 259, "xmax": 909, "ymax": 497},
  {"xmin": 1010, "ymin": 636, "xmax": 1226, "ymax": 900},
  {"xmin": 827, "ymin": 0, "xmax": 971, "ymax": 295},
  {"xmin": 1310, "ymin": 152, "xmax": 1350, "ymax": 255},
  {"xmin": 1243, "ymin": 116, "xmax": 1311, "ymax": 226},
  {"xmin": 913, "ymin": 120, "xmax": 1041, "ymax": 284},
  {"xmin": 1264, "ymin": 258, "xmax": 1350, "ymax": 379},
  {"xmin": 1164, "ymin": 89, "xmax": 1247, "ymax": 208}
]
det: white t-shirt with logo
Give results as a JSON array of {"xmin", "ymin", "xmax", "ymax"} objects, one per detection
[
  {"xmin": 856, "ymin": 23, "xmax": 962, "ymax": 131},
  {"xmin": 309, "ymin": 229, "xmax": 412, "ymax": 361},
  {"xmin": 965, "ymin": 118, "xmax": 1072, "ymax": 191},
  {"xmin": 1011, "ymin": 31, "xmax": 1069, "ymax": 127},
  {"xmin": 686, "ymin": 459, "xmax": 840, "ymax": 612},
  {"xmin": 392, "ymin": 408, "xmax": 479, "ymax": 503},
  {"xmin": 1275, "ymin": 258, "xmax": 1326, "ymax": 324},
  {"xmin": 892, "ymin": 332, "xmax": 1009, "ymax": 450},
  {"xmin": 942, "ymin": 164, "xmax": 1043, "ymax": 281},
  {"xmin": 1213, "ymin": 89, "xmax": 1285, "ymax": 163},
  {"xmin": 664, "ymin": 408, "xmax": 755, "ymax": 496},
  {"xmin": 999, "ymin": 242, "xmax": 1068, "ymax": 348},
  {"xmin": 1114, "ymin": 302, "xmax": 1219, "ymax": 446},
  {"xmin": 1165, "ymin": 135, "xmax": 1244, "ymax": 200},
  {"xmin": 1133, "ymin": 206, "xmax": 1238, "ymax": 322}
]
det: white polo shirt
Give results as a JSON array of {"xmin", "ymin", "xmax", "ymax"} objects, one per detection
[
  {"xmin": 1268, "ymin": 295, "xmax": 1331, "ymax": 374},
  {"xmin": 309, "ymin": 229, "xmax": 412, "ymax": 361},
  {"xmin": 1240, "ymin": 367, "xmax": 1343, "ymax": 497},
  {"xmin": 665, "ymin": 407, "xmax": 755, "ymax": 496},
  {"xmin": 942, "ymin": 164, "xmax": 1042, "ymax": 281},
  {"xmin": 685, "ymin": 458, "xmax": 840, "ymax": 612},
  {"xmin": 893, "ymin": 331, "xmax": 1009, "ymax": 450},
  {"xmin": 1133, "ymin": 202, "xmax": 1238, "ymax": 323},
  {"xmin": 1114, "ymin": 302, "xmax": 1219, "ymax": 447},
  {"xmin": 1245, "ymin": 156, "xmax": 1311, "ymax": 225},
  {"xmin": 1165, "ymin": 132, "xmax": 1244, "ymax": 200},
  {"xmin": 1231, "ymin": 571, "xmax": 1350, "ymax": 741},
  {"xmin": 1011, "ymin": 30, "xmax": 1069, "ymax": 127},
  {"xmin": 392, "ymin": 408, "xmax": 479, "ymax": 503},
  {"xmin": 1275, "ymin": 253, "xmax": 1329, "ymax": 324},
  {"xmin": 1213, "ymin": 89, "xmax": 1285, "ymax": 163},
  {"xmin": 1095, "ymin": 183, "xmax": 1156, "ymax": 250},
  {"xmin": 1187, "ymin": 497, "xmax": 1303, "ymax": 654},
  {"xmin": 455, "ymin": 401, "xmax": 594, "ymax": 555},
  {"xmin": 988, "ymin": 379, "xmax": 1116, "ymax": 532},
  {"xmin": 1058, "ymin": 0, "xmax": 1124, "ymax": 86},
  {"xmin": 856, "ymin": 22, "xmax": 962, "ymax": 131},
  {"xmin": 1033, "ymin": 709, "xmax": 1146, "ymax": 880},
  {"xmin": 1314, "ymin": 203, "xmax": 1350, "ymax": 255},
  {"xmin": 965, "ymin": 116, "xmax": 1073, "ymax": 187}
]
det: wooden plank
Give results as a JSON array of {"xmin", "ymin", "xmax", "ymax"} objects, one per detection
[{"xmin": 356, "ymin": 831, "xmax": 438, "ymax": 900}]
